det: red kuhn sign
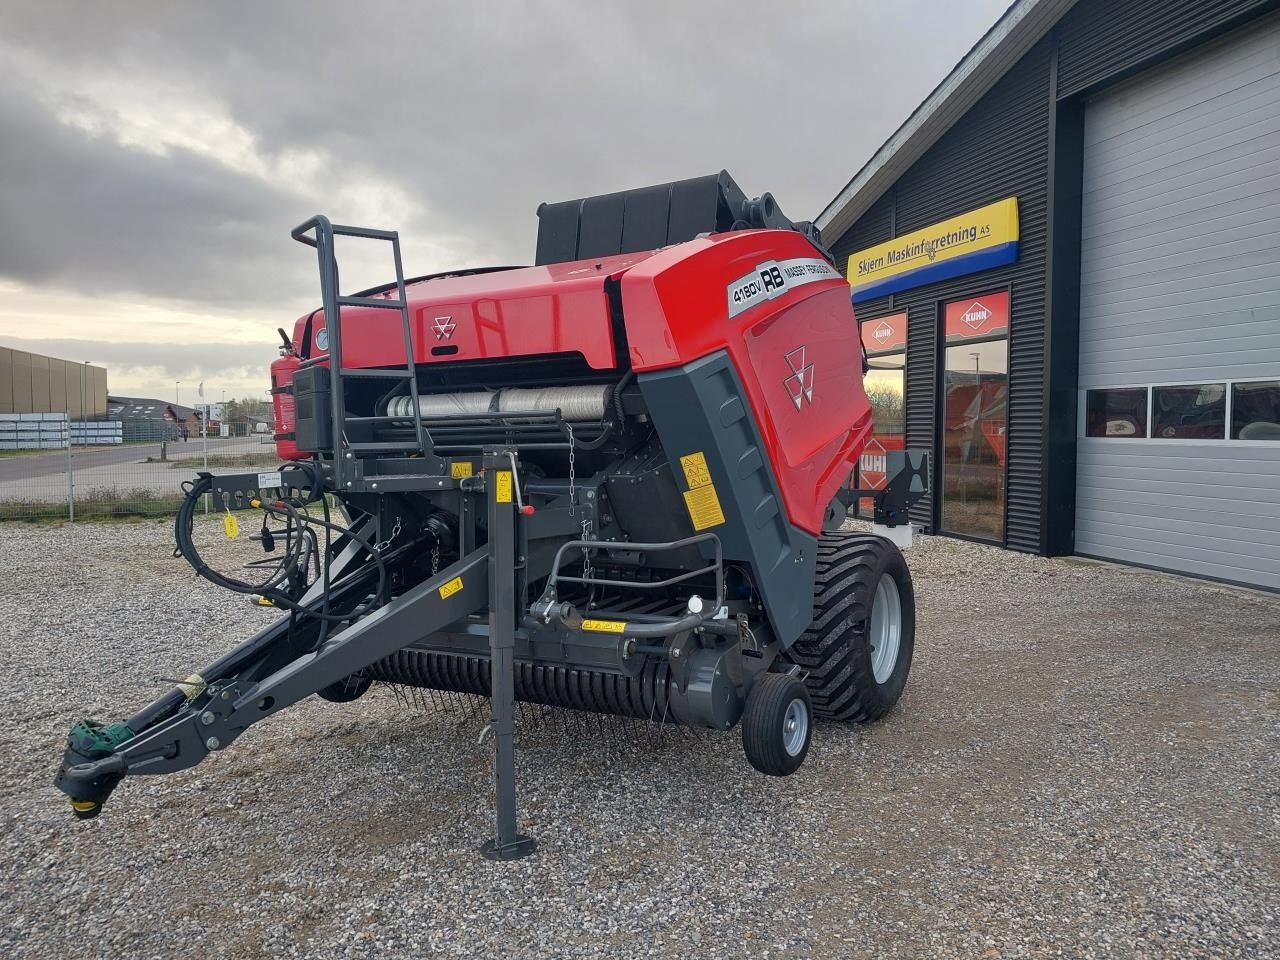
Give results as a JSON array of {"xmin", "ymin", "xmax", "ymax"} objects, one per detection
[
  {"xmin": 944, "ymin": 291, "xmax": 1010, "ymax": 341},
  {"xmin": 860, "ymin": 311, "xmax": 907, "ymax": 355}
]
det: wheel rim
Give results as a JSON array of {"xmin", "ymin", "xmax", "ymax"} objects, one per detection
[
  {"xmin": 782, "ymin": 697, "xmax": 808, "ymax": 756},
  {"xmin": 869, "ymin": 573, "xmax": 903, "ymax": 685}
]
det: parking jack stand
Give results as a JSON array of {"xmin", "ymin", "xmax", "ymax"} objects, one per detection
[{"xmin": 479, "ymin": 448, "xmax": 537, "ymax": 861}]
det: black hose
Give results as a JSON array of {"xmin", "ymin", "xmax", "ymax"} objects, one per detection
[{"xmin": 173, "ymin": 476, "xmax": 388, "ymax": 624}]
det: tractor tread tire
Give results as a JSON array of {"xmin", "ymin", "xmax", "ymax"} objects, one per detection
[{"xmin": 784, "ymin": 533, "xmax": 914, "ymax": 723}]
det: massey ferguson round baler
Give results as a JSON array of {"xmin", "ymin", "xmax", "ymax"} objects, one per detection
[{"xmin": 55, "ymin": 172, "xmax": 927, "ymax": 858}]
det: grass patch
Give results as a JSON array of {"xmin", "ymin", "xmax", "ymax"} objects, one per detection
[{"xmin": 0, "ymin": 487, "xmax": 186, "ymax": 521}]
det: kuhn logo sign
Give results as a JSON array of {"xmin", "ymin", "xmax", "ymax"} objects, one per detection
[
  {"xmin": 726, "ymin": 257, "xmax": 838, "ymax": 319},
  {"xmin": 961, "ymin": 302, "xmax": 992, "ymax": 329},
  {"xmin": 860, "ymin": 312, "xmax": 906, "ymax": 355},
  {"xmin": 944, "ymin": 290, "xmax": 1010, "ymax": 342}
]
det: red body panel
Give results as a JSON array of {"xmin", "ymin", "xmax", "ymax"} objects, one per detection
[
  {"xmin": 285, "ymin": 230, "xmax": 871, "ymax": 536},
  {"xmin": 293, "ymin": 251, "xmax": 658, "ymax": 371},
  {"xmin": 617, "ymin": 231, "xmax": 871, "ymax": 534}
]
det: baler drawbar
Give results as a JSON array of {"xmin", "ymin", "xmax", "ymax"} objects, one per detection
[{"xmin": 55, "ymin": 172, "xmax": 928, "ymax": 858}]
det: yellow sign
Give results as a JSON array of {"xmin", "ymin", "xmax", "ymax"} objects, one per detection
[
  {"xmin": 450, "ymin": 460, "xmax": 473, "ymax": 479},
  {"xmin": 679, "ymin": 450, "xmax": 725, "ymax": 530},
  {"xmin": 581, "ymin": 618, "xmax": 627, "ymax": 634},
  {"xmin": 847, "ymin": 197, "xmax": 1019, "ymax": 302},
  {"xmin": 494, "ymin": 470, "xmax": 512, "ymax": 503},
  {"xmin": 438, "ymin": 576, "xmax": 464, "ymax": 599},
  {"xmin": 683, "ymin": 485, "xmax": 726, "ymax": 530},
  {"xmin": 680, "ymin": 451, "xmax": 714, "ymax": 489}
]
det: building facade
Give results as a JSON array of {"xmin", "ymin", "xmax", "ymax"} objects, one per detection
[
  {"xmin": 0, "ymin": 346, "xmax": 108, "ymax": 418},
  {"xmin": 820, "ymin": 0, "xmax": 1280, "ymax": 591}
]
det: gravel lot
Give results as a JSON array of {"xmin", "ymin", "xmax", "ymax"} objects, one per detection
[{"xmin": 1, "ymin": 520, "xmax": 1277, "ymax": 959}]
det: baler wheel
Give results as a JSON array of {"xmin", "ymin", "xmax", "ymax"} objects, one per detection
[
  {"xmin": 784, "ymin": 533, "xmax": 915, "ymax": 723},
  {"xmin": 741, "ymin": 672, "xmax": 813, "ymax": 776}
]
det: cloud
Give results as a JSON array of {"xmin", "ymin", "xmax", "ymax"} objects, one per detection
[{"xmin": 0, "ymin": 0, "xmax": 1010, "ymax": 399}]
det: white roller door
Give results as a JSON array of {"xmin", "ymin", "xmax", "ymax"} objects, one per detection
[{"xmin": 1075, "ymin": 16, "xmax": 1280, "ymax": 590}]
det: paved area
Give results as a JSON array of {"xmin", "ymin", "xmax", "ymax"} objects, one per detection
[
  {"xmin": 0, "ymin": 521, "xmax": 1276, "ymax": 959},
  {"xmin": 0, "ymin": 437, "xmax": 275, "ymax": 506}
]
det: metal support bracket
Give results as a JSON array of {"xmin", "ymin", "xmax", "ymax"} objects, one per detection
[{"xmin": 479, "ymin": 448, "xmax": 537, "ymax": 860}]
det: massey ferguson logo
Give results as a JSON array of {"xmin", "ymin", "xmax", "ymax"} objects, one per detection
[
  {"xmin": 783, "ymin": 346, "xmax": 815, "ymax": 410},
  {"xmin": 961, "ymin": 301, "xmax": 993, "ymax": 330},
  {"xmin": 873, "ymin": 320, "xmax": 894, "ymax": 344},
  {"xmin": 432, "ymin": 315, "xmax": 457, "ymax": 340}
]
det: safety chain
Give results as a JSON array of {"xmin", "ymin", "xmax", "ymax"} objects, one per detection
[
  {"xmin": 565, "ymin": 421, "xmax": 576, "ymax": 518},
  {"xmin": 373, "ymin": 515, "xmax": 402, "ymax": 554},
  {"xmin": 431, "ymin": 544, "xmax": 440, "ymax": 576}
]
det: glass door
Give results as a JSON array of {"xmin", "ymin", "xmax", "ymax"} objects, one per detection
[{"xmin": 939, "ymin": 292, "xmax": 1009, "ymax": 542}]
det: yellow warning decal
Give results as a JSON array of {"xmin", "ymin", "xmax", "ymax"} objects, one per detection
[
  {"xmin": 438, "ymin": 576, "xmax": 464, "ymax": 600},
  {"xmin": 680, "ymin": 451, "xmax": 714, "ymax": 490},
  {"xmin": 678, "ymin": 451, "xmax": 725, "ymax": 529},
  {"xmin": 495, "ymin": 470, "xmax": 513, "ymax": 503},
  {"xmin": 683, "ymin": 484, "xmax": 726, "ymax": 531},
  {"xmin": 450, "ymin": 460, "xmax": 473, "ymax": 479},
  {"xmin": 581, "ymin": 618, "xmax": 627, "ymax": 634}
]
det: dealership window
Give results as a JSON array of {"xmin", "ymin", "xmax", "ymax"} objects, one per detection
[
  {"xmin": 854, "ymin": 313, "xmax": 907, "ymax": 518},
  {"xmin": 1085, "ymin": 387, "xmax": 1148, "ymax": 438},
  {"xmin": 1152, "ymin": 383, "xmax": 1226, "ymax": 439},
  {"xmin": 1231, "ymin": 380, "xmax": 1280, "ymax": 440},
  {"xmin": 940, "ymin": 292, "xmax": 1009, "ymax": 543}
]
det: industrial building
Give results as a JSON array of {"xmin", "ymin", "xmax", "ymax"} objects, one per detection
[
  {"xmin": 0, "ymin": 346, "xmax": 108, "ymax": 419},
  {"xmin": 820, "ymin": 0, "xmax": 1280, "ymax": 590}
]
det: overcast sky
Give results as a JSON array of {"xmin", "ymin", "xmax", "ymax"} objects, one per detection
[{"xmin": 0, "ymin": 0, "xmax": 1008, "ymax": 403}]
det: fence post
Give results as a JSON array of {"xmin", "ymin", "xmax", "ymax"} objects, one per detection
[{"xmin": 65, "ymin": 411, "xmax": 75, "ymax": 523}]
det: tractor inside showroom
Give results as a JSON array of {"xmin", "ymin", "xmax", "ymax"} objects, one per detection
[{"xmin": 56, "ymin": 171, "xmax": 928, "ymax": 859}]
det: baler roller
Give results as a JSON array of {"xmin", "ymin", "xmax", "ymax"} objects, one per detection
[
  {"xmin": 369, "ymin": 650, "xmax": 677, "ymax": 722},
  {"xmin": 385, "ymin": 384, "xmax": 610, "ymax": 421}
]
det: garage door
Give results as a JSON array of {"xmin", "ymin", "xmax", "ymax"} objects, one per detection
[{"xmin": 1075, "ymin": 16, "xmax": 1280, "ymax": 591}]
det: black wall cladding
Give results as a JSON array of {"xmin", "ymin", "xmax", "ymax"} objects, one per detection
[
  {"xmin": 831, "ymin": 39, "xmax": 1052, "ymax": 551},
  {"xmin": 827, "ymin": 0, "xmax": 1276, "ymax": 553}
]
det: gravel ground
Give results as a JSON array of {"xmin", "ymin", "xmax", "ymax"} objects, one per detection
[{"xmin": 1, "ymin": 519, "xmax": 1277, "ymax": 959}]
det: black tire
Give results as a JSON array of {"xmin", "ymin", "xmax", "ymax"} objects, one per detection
[
  {"xmin": 317, "ymin": 673, "xmax": 373, "ymax": 703},
  {"xmin": 784, "ymin": 533, "xmax": 915, "ymax": 722},
  {"xmin": 741, "ymin": 672, "xmax": 813, "ymax": 777}
]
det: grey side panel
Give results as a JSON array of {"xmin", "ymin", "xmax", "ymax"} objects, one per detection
[
  {"xmin": 1075, "ymin": 19, "xmax": 1280, "ymax": 590},
  {"xmin": 639, "ymin": 351, "xmax": 818, "ymax": 647}
]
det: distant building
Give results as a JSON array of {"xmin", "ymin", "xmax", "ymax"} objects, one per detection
[
  {"xmin": 0, "ymin": 345, "xmax": 107, "ymax": 418},
  {"xmin": 107, "ymin": 396, "xmax": 204, "ymax": 441}
]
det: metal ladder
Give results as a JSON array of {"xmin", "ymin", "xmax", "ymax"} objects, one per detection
[{"xmin": 291, "ymin": 215, "xmax": 429, "ymax": 490}]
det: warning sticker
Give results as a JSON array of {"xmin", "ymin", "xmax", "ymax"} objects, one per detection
[
  {"xmin": 683, "ymin": 484, "xmax": 726, "ymax": 531},
  {"xmin": 680, "ymin": 451, "xmax": 714, "ymax": 490},
  {"xmin": 450, "ymin": 460, "xmax": 473, "ymax": 479},
  {"xmin": 494, "ymin": 470, "xmax": 512, "ymax": 503},
  {"xmin": 581, "ymin": 618, "xmax": 627, "ymax": 634},
  {"xmin": 438, "ymin": 576, "xmax": 464, "ymax": 600}
]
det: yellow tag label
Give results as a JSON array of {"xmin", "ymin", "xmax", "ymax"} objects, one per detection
[
  {"xmin": 223, "ymin": 510, "xmax": 240, "ymax": 539},
  {"xmin": 450, "ymin": 461, "xmax": 473, "ymax": 479},
  {"xmin": 683, "ymin": 484, "xmax": 726, "ymax": 530},
  {"xmin": 680, "ymin": 451, "xmax": 714, "ymax": 489},
  {"xmin": 176, "ymin": 673, "xmax": 205, "ymax": 699},
  {"xmin": 581, "ymin": 618, "xmax": 627, "ymax": 634},
  {"xmin": 438, "ymin": 576, "xmax": 464, "ymax": 599},
  {"xmin": 494, "ymin": 470, "xmax": 513, "ymax": 503}
]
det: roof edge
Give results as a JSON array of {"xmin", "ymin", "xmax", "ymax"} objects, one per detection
[{"xmin": 816, "ymin": 0, "xmax": 1077, "ymax": 241}]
